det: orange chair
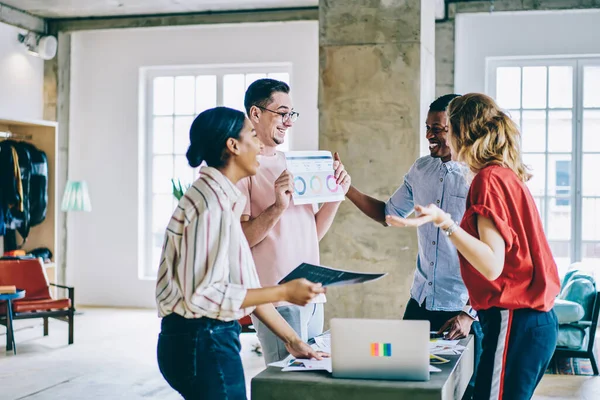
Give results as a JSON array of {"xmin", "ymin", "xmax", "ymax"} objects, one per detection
[{"xmin": 0, "ymin": 258, "xmax": 75, "ymax": 351}]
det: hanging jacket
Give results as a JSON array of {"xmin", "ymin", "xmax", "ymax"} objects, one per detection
[
  {"xmin": 18, "ymin": 142, "xmax": 48, "ymax": 227},
  {"xmin": 0, "ymin": 141, "xmax": 19, "ymax": 236}
]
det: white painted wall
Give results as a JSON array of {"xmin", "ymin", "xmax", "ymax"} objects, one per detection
[
  {"xmin": 0, "ymin": 21, "xmax": 44, "ymax": 121},
  {"xmin": 69, "ymin": 21, "xmax": 318, "ymax": 307},
  {"xmin": 455, "ymin": 9, "xmax": 600, "ymax": 94}
]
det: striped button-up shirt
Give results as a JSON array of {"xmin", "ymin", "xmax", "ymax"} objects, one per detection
[{"xmin": 156, "ymin": 166, "xmax": 262, "ymax": 321}]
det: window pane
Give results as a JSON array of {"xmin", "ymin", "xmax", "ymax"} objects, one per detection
[
  {"xmin": 523, "ymin": 154, "xmax": 546, "ymax": 197},
  {"xmin": 521, "ymin": 111, "xmax": 546, "ymax": 152},
  {"xmin": 522, "ymin": 67, "xmax": 547, "ymax": 109},
  {"xmin": 583, "ymin": 154, "xmax": 600, "ymax": 196},
  {"xmin": 152, "ymin": 194, "xmax": 174, "ymax": 232},
  {"xmin": 268, "ymin": 72, "xmax": 290, "ymax": 84},
  {"xmin": 507, "ymin": 110, "xmax": 521, "ymax": 129},
  {"xmin": 151, "ymin": 235, "xmax": 164, "ymax": 276},
  {"xmin": 548, "ymin": 66, "xmax": 573, "ymax": 109},
  {"xmin": 153, "ymin": 117, "xmax": 173, "ymax": 155},
  {"xmin": 153, "ymin": 77, "xmax": 174, "ymax": 115},
  {"xmin": 223, "ymin": 74, "xmax": 245, "ymax": 112},
  {"xmin": 153, "ymin": 155, "xmax": 174, "ymax": 194},
  {"xmin": 547, "ymin": 154, "xmax": 571, "ymax": 198},
  {"xmin": 583, "ymin": 110, "xmax": 600, "ymax": 152},
  {"xmin": 196, "ymin": 75, "xmax": 217, "ymax": 114},
  {"xmin": 174, "ymin": 116, "xmax": 194, "ymax": 155},
  {"xmin": 532, "ymin": 195, "xmax": 545, "ymax": 221},
  {"xmin": 174, "ymin": 155, "xmax": 195, "ymax": 188},
  {"xmin": 582, "ymin": 198, "xmax": 600, "ymax": 241},
  {"xmin": 584, "ymin": 66, "xmax": 600, "ymax": 108},
  {"xmin": 245, "ymin": 73, "xmax": 267, "ymax": 89},
  {"xmin": 549, "ymin": 240, "xmax": 571, "ymax": 274},
  {"xmin": 496, "ymin": 67, "xmax": 521, "ymax": 109},
  {"xmin": 547, "ymin": 111, "xmax": 572, "ymax": 153},
  {"xmin": 582, "ymin": 240, "xmax": 600, "ymax": 264},
  {"xmin": 174, "ymin": 76, "xmax": 195, "ymax": 115}
]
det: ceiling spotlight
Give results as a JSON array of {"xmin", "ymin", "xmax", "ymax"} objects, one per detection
[{"xmin": 18, "ymin": 32, "xmax": 57, "ymax": 60}]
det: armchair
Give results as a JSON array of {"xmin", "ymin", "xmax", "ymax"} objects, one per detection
[
  {"xmin": 0, "ymin": 258, "xmax": 75, "ymax": 351},
  {"xmin": 553, "ymin": 268, "xmax": 599, "ymax": 375}
]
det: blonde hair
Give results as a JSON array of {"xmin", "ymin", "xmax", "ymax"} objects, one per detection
[{"xmin": 447, "ymin": 93, "xmax": 532, "ymax": 182}]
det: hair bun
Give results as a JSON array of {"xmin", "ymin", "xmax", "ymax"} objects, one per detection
[{"xmin": 186, "ymin": 141, "xmax": 204, "ymax": 168}]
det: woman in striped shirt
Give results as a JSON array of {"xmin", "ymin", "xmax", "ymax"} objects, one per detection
[{"xmin": 156, "ymin": 107, "xmax": 326, "ymax": 400}]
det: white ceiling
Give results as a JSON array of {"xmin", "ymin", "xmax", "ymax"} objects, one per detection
[{"xmin": 2, "ymin": 0, "xmax": 318, "ymax": 18}]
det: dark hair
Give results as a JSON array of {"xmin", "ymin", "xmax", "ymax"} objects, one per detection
[
  {"xmin": 244, "ymin": 78, "xmax": 290, "ymax": 115},
  {"xmin": 186, "ymin": 107, "xmax": 246, "ymax": 169},
  {"xmin": 429, "ymin": 94, "xmax": 461, "ymax": 113}
]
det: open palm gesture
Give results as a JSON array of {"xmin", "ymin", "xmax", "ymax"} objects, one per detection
[{"xmin": 385, "ymin": 204, "xmax": 449, "ymax": 228}]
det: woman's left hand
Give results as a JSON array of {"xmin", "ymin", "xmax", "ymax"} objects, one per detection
[
  {"xmin": 285, "ymin": 338, "xmax": 329, "ymax": 360},
  {"xmin": 386, "ymin": 204, "xmax": 449, "ymax": 228}
]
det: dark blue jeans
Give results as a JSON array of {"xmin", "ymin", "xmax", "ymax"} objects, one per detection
[
  {"xmin": 157, "ymin": 314, "xmax": 246, "ymax": 400},
  {"xmin": 474, "ymin": 308, "xmax": 558, "ymax": 400}
]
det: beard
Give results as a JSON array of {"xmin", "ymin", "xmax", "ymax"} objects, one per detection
[{"xmin": 273, "ymin": 136, "xmax": 284, "ymax": 145}]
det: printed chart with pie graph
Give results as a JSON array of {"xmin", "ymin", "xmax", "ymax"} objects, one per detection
[{"xmin": 284, "ymin": 151, "xmax": 345, "ymax": 205}]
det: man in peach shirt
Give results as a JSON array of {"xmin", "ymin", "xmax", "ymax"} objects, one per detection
[{"xmin": 238, "ymin": 79, "xmax": 351, "ymax": 364}]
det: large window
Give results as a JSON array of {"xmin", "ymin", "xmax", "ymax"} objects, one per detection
[
  {"xmin": 488, "ymin": 58, "xmax": 600, "ymax": 273},
  {"xmin": 141, "ymin": 64, "xmax": 291, "ymax": 278}
]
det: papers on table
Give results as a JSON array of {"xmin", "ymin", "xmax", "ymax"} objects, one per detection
[
  {"xmin": 314, "ymin": 334, "xmax": 331, "ymax": 352},
  {"xmin": 268, "ymin": 331, "xmax": 448, "ymax": 374},
  {"xmin": 278, "ymin": 263, "xmax": 387, "ymax": 287},
  {"xmin": 284, "ymin": 151, "xmax": 345, "ymax": 205},
  {"xmin": 430, "ymin": 337, "xmax": 467, "ymax": 355},
  {"xmin": 267, "ymin": 331, "xmax": 332, "ymax": 371},
  {"xmin": 282, "ymin": 358, "xmax": 333, "ymax": 372}
]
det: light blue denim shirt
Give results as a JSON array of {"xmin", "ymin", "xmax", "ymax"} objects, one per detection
[{"xmin": 385, "ymin": 156, "xmax": 470, "ymax": 311}]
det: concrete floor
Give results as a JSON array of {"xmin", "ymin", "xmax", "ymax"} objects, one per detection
[{"xmin": 1, "ymin": 308, "xmax": 598, "ymax": 399}]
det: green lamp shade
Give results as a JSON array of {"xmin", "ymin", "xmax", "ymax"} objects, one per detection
[{"xmin": 61, "ymin": 181, "xmax": 92, "ymax": 212}]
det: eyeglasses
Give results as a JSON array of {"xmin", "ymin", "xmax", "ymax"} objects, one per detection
[
  {"xmin": 426, "ymin": 125, "xmax": 448, "ymax": 135},
  {"xmin": 255, "ymin": 106, "xmax": 299, "ymax": 123}
]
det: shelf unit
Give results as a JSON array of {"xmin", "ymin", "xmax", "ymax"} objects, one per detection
[{"xmin": 0, "ymin": 117, "xmax": 59, "ymax": 282}]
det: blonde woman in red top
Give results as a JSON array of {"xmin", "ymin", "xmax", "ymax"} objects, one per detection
[{"xmin": 387, "ymin": 93, "xmax": 560, "ymax": 400}]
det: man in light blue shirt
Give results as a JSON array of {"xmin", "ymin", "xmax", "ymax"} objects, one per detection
[{"xmin": 345, "ymin": 94, "xmax": 481, "ymax": 398}]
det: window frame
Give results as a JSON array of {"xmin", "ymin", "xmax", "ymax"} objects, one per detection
[
  {"xmin": 139, "ymin": 63, "xmax": 292, "ymax": 279},
  {"xmin": 486, "ymin": 56, "xmax": 600, "ymax": 266}
]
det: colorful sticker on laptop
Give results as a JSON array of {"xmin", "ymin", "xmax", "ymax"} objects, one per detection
[{"xmin": 370, "ymin": 343, "xmax": 392, "ymax": 357}]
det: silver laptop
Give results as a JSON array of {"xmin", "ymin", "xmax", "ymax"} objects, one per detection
[{"xmin": 330, "ymin": 318, "xmax": 430, "ymax": 381}]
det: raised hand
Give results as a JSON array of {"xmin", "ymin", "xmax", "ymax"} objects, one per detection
[
  {"xmin": 274, "ymin": 170, "xmax": 294, "ymax": 210},
  {"xmin": 333, "ymin": 152, "xmax": 351, "ymax": 195}
]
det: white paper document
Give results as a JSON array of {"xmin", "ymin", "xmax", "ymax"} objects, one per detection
[
  {"xmin": 284, "ymin": 151, "xmax": 345, "ymax": 205},
  {"xmin": 275, "ymin": 357, "xmax": 440, "ymax": 374},
  {"xmin": 268, "ymin": 356, "xmax": 293, "ymax": 369},
  {"xmin": 282, "ymin": 358, "xmax": 332, "ymax": 373},
  {"xmin": 314, "ymin": 335, "xmax": 331, "ymax": 353},
  {"xmin": 430, "ymin": 338, "xmax": 466, "ymax": 355}
]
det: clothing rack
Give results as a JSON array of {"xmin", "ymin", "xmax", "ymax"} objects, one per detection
[{"xmin": 0, "ymin": 131, "xmax": 33, "ymax": 140}]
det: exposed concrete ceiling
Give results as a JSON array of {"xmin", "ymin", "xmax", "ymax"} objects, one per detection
[{"xmin": 1, "ymin": 0, "xmax": 318, "ymax": 19}]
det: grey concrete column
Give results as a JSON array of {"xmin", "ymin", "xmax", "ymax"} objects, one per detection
[
  {"xmin": 319, "ymin": 0, "xmax": 436, "ymax": 321},
  {"xmin": 43, "ymin": 30, "xmax": 71, "ymax": 287},
  {"xmin": 435, "ymin": 19, "xmax": 455, "ymax": 97}
]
